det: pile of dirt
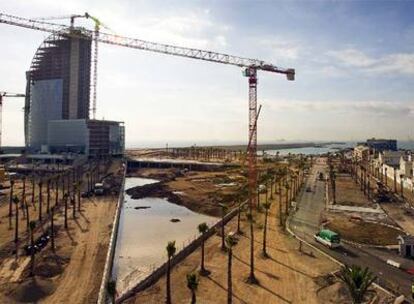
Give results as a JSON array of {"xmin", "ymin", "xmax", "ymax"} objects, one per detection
[
  {"xmin": 35, "ymin": 254, "xmax": 69, "ymax": 278},
  {"xmin": 11, "ymin": 277, "xmax": 56, "ymax": 303},
  {"xmin": 126, "ymin": 182, "xmax": 182, "ymax": 205},
  {"xmin": 128, "ymin": 168, "xmax": 181, "ymax": 181}
]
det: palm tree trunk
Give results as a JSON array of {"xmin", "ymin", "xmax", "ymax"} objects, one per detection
[
  {"xmin": 201, "ymin": 239, "xmax": 205, "ymax": 273},
  {"xmin": 227, "ymin": 248, "xmax": 232, "ymax": 304},
  {"xmin": 191, "ymin": 291, "xmax": 196, "ymax": 304},
  {"xmin": 51, "ymin": 208, "xmax": 55, "ymax": 252},
  {"xmin": 9, "ymin": 180, "xmax": 14, "ymax": 218},
  {"xmin": 38, "ymin": 182, "xmax": 43, "ymax": 221},
  {"xmin": 15, "ymin": 199, "xmax": 19, "ymax": 247},
  {"xmin": 263, "ymin": 207, "xmax": 268, "ymax": 257},
  {"xmin": 46, "ymin": 180, "xmax": 50, "ymax": 214},
  {"xmin": 21, "ymin": 178, "xmax": 26, "ymax": 214},
  {"xmin": 237, "ymin": 201, "xmax": 242, "ymax": 234},
  {"xmin": 30, "ymin": 229, "xmax": 35, "ymax": 276},
  {"xmin": 247, "ymin": 205, "xmax": 257, "ymax": 284},
  {"xmin": 64, "ymin": 196, "xmax": 68, "ymax": 229},
  {"xmin": 25, "ymin": 201, "xmax": 30, "ymax": 231},
  {"xmin": 166, "ymin": 257, "xmax": 172, "ymax": 304},
  {"xmin": 279, "ymin": 182, "xmax": 283, "ymax": 226}
]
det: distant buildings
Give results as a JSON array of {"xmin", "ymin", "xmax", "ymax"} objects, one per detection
[
  {"xmin": 24, "ymin": 30, "xmax": 124, "ymax": 157},
  {"xmin": 353, "ymin": 145, "xmax": 370, "ymax": 161},
  {"xmin": 366, "ymin": 138, "xmax": 397, "ymax": 152}
]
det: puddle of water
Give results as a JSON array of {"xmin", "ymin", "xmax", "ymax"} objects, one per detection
[{"xmin": 113, "ymin": 177, "xmax": 217, "ymax": 292}]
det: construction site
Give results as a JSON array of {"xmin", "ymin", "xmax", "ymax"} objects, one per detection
[{"xmin": 0, "ymin": 6, "xmax": 412, "ymax": 304}]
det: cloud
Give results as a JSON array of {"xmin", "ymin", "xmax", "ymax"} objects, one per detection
[
  {"xmin": 266, "ymin": 99, "xmax": 414, "ymax": 117},
  {"xmin": 327, "ymin": 48, "xmax": 414, "ymax": 75},
  {"xmin": 257, "ymin": 36, "xmax": 301, "ymax": 60}
]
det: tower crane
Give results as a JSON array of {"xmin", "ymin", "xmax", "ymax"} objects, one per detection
[
  {"xmin": 0, "ymin": 12, "xmax": 295, "ymax": 215},
  {"xmin": 0, "ymin": 92, "xmax": 25, "ymax": 148}
]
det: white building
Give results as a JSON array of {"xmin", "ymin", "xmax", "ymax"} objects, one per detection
[{"xmin": 378, "ymin": 150, "xmax": 403, "ymax": 167}]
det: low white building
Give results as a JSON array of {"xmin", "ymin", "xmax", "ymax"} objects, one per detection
[{"xmin": 378, "ymin": 150, "xmax": 403, "ymax": 167}]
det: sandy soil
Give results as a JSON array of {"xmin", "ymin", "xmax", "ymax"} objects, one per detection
[
  {"xmin": 128, "ymin": 168, "xmax": 247, "ymax": 217},
  {"xmin": 324, "ymin": 213, "xmax": 401, "ymax": 246},
  {"xmin": 335, "ymin": 174, "xmax": 374, "ymax": 208},
  {"xmin": 123, "ymin": 191, "xmax": 346, "ymax": 304},
  {"xmin": 0, "ymin": 161, "xmax": 122, "ymax": 303}
]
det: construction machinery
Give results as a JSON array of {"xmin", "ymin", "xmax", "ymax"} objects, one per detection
[
  {"xmin": 0, "ymin": 12, "xmax": 295, "ymax": 211},
  {"xmin": 0, "ymin": 92, "xmax": 25, "ymax": 149}
]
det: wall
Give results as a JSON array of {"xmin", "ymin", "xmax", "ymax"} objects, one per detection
[
  {"xmin": 97, "ymin": 164, "xmax": 127, "ymax": 304},
  {"xmin": 29, "ymin": 79, "xmax": 63, "ymax": 148}
]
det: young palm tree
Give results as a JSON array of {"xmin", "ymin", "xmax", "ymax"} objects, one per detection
[
  {"xmin": 31, "ymin": 174, "xmax": 35, "ymax": 206},
  {"xmin": 64, "ymin": 194, "xmax": 69, "ymax": 229},
  {"xmin": 21, "ymin": 177, "xmax": 26, "ymax": 215},
  {"xmin": 278, "ymin": 179, "xmax": 283, "ymax": 226},
  {"xmin": 55, "ymin": 176, "xmax": 60, "ymax": 208},
  {"xmin": 25, "ymin": 199, "xmax": 30, "ymax": 232},
  {"xmin": 38, "ymin": 181, "xmax": 43, "ymax": 221},
  {"xmin": 246, "ymin": 211, "xmax": 257, "ymax": 284},
  {"xmin": 9, "ymin": 179, "xmax": 15, "ymax": 220},
  {"xmin": 284, "ymin": 182, "xmax": 290, "ymax": 216},
  {"xmin": 186, "ymin": 273, "xmax": 199, "ymax": 304},
  {"xmin": 262, "ymin": 201, "xmax": 272, "ymax": 258},
  {"xmin": 236, "ymin": 200, "xmax": 243, "ymax": 235},
  {"xmin": 225, "ymin": 234, "xmax": 238, "ymax": 304},
  {"xmin": 339, "ymin": 265, "xmax": 376, "ymax": 304},
  {"xmin": 29, "ymin": 220, "xmax": 37, "ymax": 276},
  {"xmin": 71, "ymin": 194, "xmax": 76, "ymax": 219},
  {"xmin": 197, "ymin": 222, "xmax": 210, "ymax": 276},
  {"xmin": 46, "ymin": 179, "xmax": 51, "ymax": 214},
  {"xmin": 50, "ymin": 206, "xmax": 55, "ymax": 252},
  {"xmin": 219, "ymin": 203, "xmax": 228, "ymax": 251},
  {"xmin": 13, "ymin": 196, "xmax": 19, "ymax": 245},
  {"xmin": 166, "ymin": 240, "xmax": 176, "ymax": 304}
]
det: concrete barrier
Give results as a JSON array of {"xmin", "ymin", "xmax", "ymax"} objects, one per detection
[
  {"xmin": 97, "ymin": 163, "xmax": 127, "ymax": 304},
  {"xmin": 116, "ymin": 200, "xmax": 248, "ymax": 303},
  {"xmin": 386, "ymin": 259, "xmax": 401, "ymax": 269}
]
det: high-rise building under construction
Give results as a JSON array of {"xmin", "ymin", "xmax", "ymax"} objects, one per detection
[{"xmin": 24, "ymin": 30, "xmax": 124, "ymax": 156}]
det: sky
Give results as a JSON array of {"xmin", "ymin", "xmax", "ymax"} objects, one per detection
[{"xmin": 1, "ymin": 0, "xmax": 414, "ymax": 147}]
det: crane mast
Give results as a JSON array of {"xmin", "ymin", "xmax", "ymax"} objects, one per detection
[{"xmin": 0, "ymin": 12, "xmax": 295, "ymax": 216}]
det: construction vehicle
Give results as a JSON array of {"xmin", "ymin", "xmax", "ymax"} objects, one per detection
[
  {"xmin": 0, "ymin": 12, "xmax": 295, "ymax": 210},
  {"xmin": 0, "ymin": 91, "xmax": 25, "ymax": 149}
]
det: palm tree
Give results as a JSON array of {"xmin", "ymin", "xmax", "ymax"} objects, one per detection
[
  {"xmin": 50, "ymin": 206, "xmax": 55, "ymax": 252},
  {"xmin": 225, "ymin": 234, "xmax": 238, "ymax": 304},
  {"xmin": 278, "ymin": 178, "xmax": 283, "ymax": 226},
  {"xmin": 71, "ymin": 193, "xmax": 76, "ymax": 219},
  {"xmin": 262, "ymin": 201, "xmax": 271, "ymax": 258},
  {"xmin": 219, "ymin": 203, "xmax": 228, "ymax": 251},
  {"xmin": 9, "ymin": 179, "xmax": 15, "ymax": 220},
  {"xmin": 21, "ymin": 177, "xmax": 26, "ymax": 215},
  {"xmin": 46, "ymin": 179, "xmax": 51, "ymax": 214},
  {"xmin": 284, "ymin": 182, "xmax": 290, "ymax": 216},
  {"xmin": 13, "ymin": 196, "xmax": 19, "ymax": 246},
  {"xmin": 186, "ymin": 273, "xmax": 199, "ymax": 304},
  {"xmin": 400, "ymin": 174, "xmax": 404, "ymax": 197},
  {"xmin": 236, "ymin": 200, "xmax": 243, "ymax": 235},
  {"xmin": 166, "ymin": 240, "xmax": 176, "ymax": 304},
  {"xmin": 25, "ymin": 199, "xmax": 30, "ymax": 232},
  {"xmin": 55, "ymin": 176, "xmax": 60, "ymax": 208},
  {"xmin": 38, "ymin": 181, "xmax": 43, "ymax": 221},
  {"xmin": 29, "ymin": 220, "xmax": 37, "ymax": 276},
  {"xmin": 197, "ymin": 222, "xmax": 210, "ymax": 276},
  {"xmin": 64, "ymin": 194, "xmax": 69, "ymax": 229},
  {"xmin": 339, "ymin": 265, "xmax": 376, "ymax": 304},
  {"xmin": 246, "ymin": 211, "xmax": 257, "ymax": 284}
]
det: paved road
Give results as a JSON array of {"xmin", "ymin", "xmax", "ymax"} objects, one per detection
[{"xmin": 290, "ymin": 157, "xmax": 413, "ymax": 302}]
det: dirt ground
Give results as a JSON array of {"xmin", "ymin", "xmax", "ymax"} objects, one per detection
[
  {"xmin": 0, "ymin": 161, "xmax": 121, "ymax": 303},
  {"xmin": 128, "ymin": 168, "xmax": 247, "ymax": 217},
  {"xmin": 335, "ymin": 174, "xmax": 374, "ymax": 208},
  {"xmin": 122, "ymin": 190, "xmax": 354, "ymax": 304},
  {"xmin": 324, "ymin": 213, "xmax": 401, "ymax": 246}
]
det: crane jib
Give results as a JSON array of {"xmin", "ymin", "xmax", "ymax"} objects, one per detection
[{"xmin": 0, "ymin": 12, "xmax": 295, "ymax": 78}]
